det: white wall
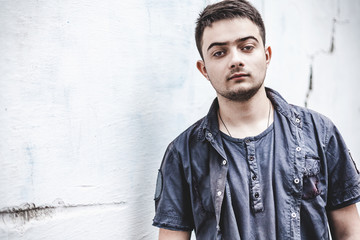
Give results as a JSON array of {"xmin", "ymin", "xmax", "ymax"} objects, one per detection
[{"xmin": 0, "ymin": 0, "xmax": 359, "ymax": 239}]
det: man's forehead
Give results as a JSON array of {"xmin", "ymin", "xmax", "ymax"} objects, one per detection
[{"xmin": 201, "ymin": 18, "xmax": 261, "ymax": 48}]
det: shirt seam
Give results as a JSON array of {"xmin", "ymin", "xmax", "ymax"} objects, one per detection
[
  {"xmin": 152, "ymin": 219, "xmax": 193, "ymax": 231},
  {"xmin": 328, "ymin": 183, "xmax": 360, "ymax": 209}
]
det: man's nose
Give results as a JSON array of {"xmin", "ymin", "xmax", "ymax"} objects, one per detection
[{"xmin": 229, "ymin": 49, "xmax": 244, "ymax": 68}]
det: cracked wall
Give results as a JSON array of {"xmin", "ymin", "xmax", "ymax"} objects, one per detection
[
  {"xmin": 0, "ymin": 0, "xmax": 359, "ymax": 239},
  {"xmin": 265, "ymin": 0, "xmax": 360, "ymax": 162}
]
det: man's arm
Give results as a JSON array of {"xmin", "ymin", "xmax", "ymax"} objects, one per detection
[
  {"xmin": 159, "ymin": 228, "xmax": 191, "ymax": 240},
  {"xmin": 328, "ymin": 204, "xmax": 360, "ymax": 240}
]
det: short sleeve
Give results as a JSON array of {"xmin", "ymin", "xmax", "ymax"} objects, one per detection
[
  {"xmin": 325, "ymin": 122, "xmax": 360, "ymax": 210},
  {"xmin": 152, "ymin": 142, "xmax": 194, "ymax": 231}
]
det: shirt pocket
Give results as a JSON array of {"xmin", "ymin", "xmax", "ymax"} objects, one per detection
[{"xmin": 302, "ymin": 156, "xmax": 322, "ymax": 200}]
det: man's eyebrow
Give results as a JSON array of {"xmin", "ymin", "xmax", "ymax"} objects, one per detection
[
  {"xmin": 235, "ymin": 36, "xmax": 259, "ymax": 44},
  {"xmin": 207, "ymin": 42, "xmax": 229, "ymax": 52},
  {"xmin": 206, "ymin": 36, "xmax": 259, "ymax": 52}
]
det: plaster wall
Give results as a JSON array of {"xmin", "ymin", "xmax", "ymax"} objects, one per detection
[{"xmin": 0, "ymin": 0, "xmax": 359, "ymax": 239}]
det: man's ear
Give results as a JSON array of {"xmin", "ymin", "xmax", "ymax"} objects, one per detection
[
  {"xmin": 265, "ymin": 46, "xmax": 272, "ymax": 66},
  {"xmin": 196, "ymin": 60, "xmax": 209, "ymax": 80}
]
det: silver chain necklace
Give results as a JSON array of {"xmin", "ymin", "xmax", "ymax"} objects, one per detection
[{"xmin": 219, "ymin": 99, "xmax": 272, "ymax": 137}]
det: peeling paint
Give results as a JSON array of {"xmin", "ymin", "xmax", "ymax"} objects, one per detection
[
  {"xmin": 1, "ymin": 203, "xmax": 55, "ymax": 224},
  {"xmin": 0, "ymin": 200, "xmax": 127, "ymax": 227}
]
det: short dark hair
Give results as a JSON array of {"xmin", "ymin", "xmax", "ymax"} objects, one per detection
[{"xmin": 195, "ymin": 0, "xmax": 266, "ymax": 59}]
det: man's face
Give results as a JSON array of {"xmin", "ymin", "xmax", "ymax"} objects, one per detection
[{"xmin": 197, "ymin": 18, "xmax": 271, "ymax": 102}]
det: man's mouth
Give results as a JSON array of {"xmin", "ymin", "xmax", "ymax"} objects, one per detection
[{"xmin": 228, "ymin": 73, "xmax": 250, "ymax": 80}]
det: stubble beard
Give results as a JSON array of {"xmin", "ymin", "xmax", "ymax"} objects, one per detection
[
  {"xmin": 208, "ymin": 65, "xmax": 266, "ymax": 102},
  {"xmin": 212, "ymin": 76, "xmax": 265, "ymax": 102}
]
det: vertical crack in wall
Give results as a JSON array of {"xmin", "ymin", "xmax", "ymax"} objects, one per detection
[
  {"xmin": 304, "ymin": 16, "xmax": 337, "ymax": 107},
  {"xmin": 305, "ymin": 64, "xmax": 313, "ymax": 107},
  {"xmin": 329, "ymin": 18, "xmax": 336, "ymax": 53},
  {"xmin": 303, "ymin": 0, "xmax": 351, "ymax": 107}
]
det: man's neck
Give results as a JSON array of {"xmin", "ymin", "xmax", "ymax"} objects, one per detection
[{"xmin": 217, "ymin": 87, "xmax": 273, "ymax": 139}]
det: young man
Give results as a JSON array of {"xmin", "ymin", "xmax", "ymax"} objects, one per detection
[{"xmin": 153, "ymin": 0, "xmax": 360, "ymax": 239}]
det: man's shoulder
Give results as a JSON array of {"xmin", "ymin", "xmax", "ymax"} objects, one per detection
[
  {"xmin": 170, "ymin": 116, "xmax": 206, "ymax": 147},
  {"xmin": 283, "ymin": 103, "xmax": 336, "ymax": 142},
  {"xmin": 289, "ymin": 103, "xmax": 332, "ymax": 126},
  {"xmin": 161, "ymin": 116, "xmax": 208, "ymax": 163},
  {"xmin": 267, "ymin": 87, "xmax": 332, "ymax": 127}
]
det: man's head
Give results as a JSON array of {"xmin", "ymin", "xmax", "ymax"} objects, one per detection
[
  {"xmin": 195, "ymin": 0, "xmax": 266, "ymax": 59},
  {"xmin": 195, "ymin": 0, "xmax": 271, "ymax": 102}
]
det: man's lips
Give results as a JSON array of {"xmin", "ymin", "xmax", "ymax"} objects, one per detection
[{"xmin": 228, "ymin": 73, "xmax": 250, "ymax": 80}]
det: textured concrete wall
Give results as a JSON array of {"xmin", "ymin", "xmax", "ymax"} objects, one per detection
[{"xmin": 0, "ymin": 0, "xmax": 359, "ymax": 239}]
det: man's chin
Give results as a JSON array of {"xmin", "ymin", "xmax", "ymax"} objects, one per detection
[{"xmin": 220, "ymin": 86, "xmax": 262, "ymax": 102}]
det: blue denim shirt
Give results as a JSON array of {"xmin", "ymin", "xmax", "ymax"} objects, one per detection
[{"xmin": 153, "ymin": 88, "xmax": 360, "ymax": 239}]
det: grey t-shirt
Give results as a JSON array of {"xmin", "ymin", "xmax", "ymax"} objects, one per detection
[{"xmin": 220, "ymin": 118, "xmax": 276, "ymax": 239}]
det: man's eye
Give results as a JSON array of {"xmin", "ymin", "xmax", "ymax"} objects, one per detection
[
  {"xmin": 242, "ymin": 46, "xmax": 254, "ymax": 51},
  {"xmin": 213, "ymin": 51, "xmax": 225, "ymax": 57}
]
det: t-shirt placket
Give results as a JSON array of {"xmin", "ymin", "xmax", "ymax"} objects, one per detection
[{"xmin": 245, "ymin": 138, "xmax": 264, "ymax": 213}]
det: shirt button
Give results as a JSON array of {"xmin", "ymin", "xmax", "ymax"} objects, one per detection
[
  {"xmin": 245, "ymin": 139, "xmax": 250, "ymax": 143},
  {"xmin": 252, "ymin": 175, "xmax": 257, "ymax": 180},
  {"xmin": 249, "ymin": 156, "xmax": 255, "ymax": 161},
  {"xmin": 217, "ymin": 191, "xmax": 222, "ymax": 196},
  {"xmin": 296, "ymin": 147, "xmax": 301, "ymax": 152},
  {"xmin": 291, "ymin": 212, "xmax": 297, "ymax": 218},
  {"xmin": 207, "ymin": 133, "xmax": 212, "ymax": 137},
  {"xmin": 254, "ymin": 192, "xmax": 260, "ymax": 198},
  {"xmin": 222, "ymin": 160, "xmax": 227, "ymax": 165},
  {"xmin": 295, "ymin": 118, "xmax": 301, "ymax": 123},
  {"xmin": 294, "ymin": 178, "xmax": 300, "ymax": 184}
]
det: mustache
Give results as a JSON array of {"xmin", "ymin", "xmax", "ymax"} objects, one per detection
[
  {"xmin": 226, "ymin": 67, "xmax": 250, "ymax": 80},
  {"xmin": 231, "ymin": 67, "xmax": 244, "ymax": 74}
]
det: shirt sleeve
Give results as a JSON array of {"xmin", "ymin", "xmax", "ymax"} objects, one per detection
[
  {"xmin": 152, "ymin": 142, "xmax": 194, "ymax": 231},
  {"xmin": 325, "ymin": 121, "xmax": 360, "ymax": 210}
]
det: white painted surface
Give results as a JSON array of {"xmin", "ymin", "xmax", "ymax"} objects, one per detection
[{"xmin": 0, "ymin": 0, "xmax": 359, "ymax": 239}]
